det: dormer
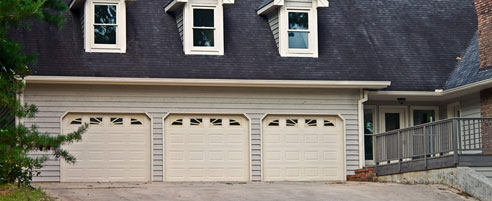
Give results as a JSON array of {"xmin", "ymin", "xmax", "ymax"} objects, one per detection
[
  {"xmin": 165, "ymin": 0, "xmax": 233, "ymax": 55},
  {"xmin": 257, "ymin": 0, "xmax": 328, "ymax": 58},
  {"xmin": 70, "ymin": 0, "xmax": 133, "ymax": 53}
]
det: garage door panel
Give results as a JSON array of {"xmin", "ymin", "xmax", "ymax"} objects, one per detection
[
  {"xmin": 61, "ymin": 114, "xmax": 151, "ymax": 182},
  {"xmin": 263, "ymin": 116, "xmax": 344, "ymax": 181},
  {"xmin": 165, "ymin": 115, "xmax": 249, "ymax": 182}
]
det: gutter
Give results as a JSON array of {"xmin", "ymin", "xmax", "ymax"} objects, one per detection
[
  {"xmin": 368, "ymin": 78, "xmax": 492, "ymax": 100},
  {"xmin": 24, "ymin": 76, "xmax": 391, "ymax": 89}
]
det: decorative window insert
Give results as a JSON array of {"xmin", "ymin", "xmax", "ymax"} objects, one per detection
[
  {"xmin": 268, "ymin": 119, "xmax": 280, "ymax": 126},
  {"xmin": 131, "ymin": 118, "xmax": 143, "ymax": 125},
  {"xmin": 70, "ymin": 118, "xmax": 83, "ymax": 125},
  {"xmin": 190, "ymin": 118, "xmax": 203, "ymax": 126},
  {"xmin": 286, "ymin": 119, "xmax": 298, "ymax": 127},
  {"xmin": 210, "ymin": 118, "xmax": 222, "ymax": 126},
  {"xmin": 172, "ymin": 119, "xmax": 183, "ymax": 126},
  {"xmin": 110, "ymin": 117, "xmax": 124, "ymax": 125},
  {"xmin": 324, "ymin": 120, "xmax": 335, "ymax": 127},
  {"xmin": 84, "ymin": 0, "xmax": 126, "ymax": 53},
  {"xmin": 229, "ymin": 119, "xmax": 241, "ymax": 126},
  {"xmin": 305, "ymin": 119, "xmax": 317, "ymax": 127},
  {"xmin": 90, "ymin": 117, "xmax": 103, "ymax": 125}
]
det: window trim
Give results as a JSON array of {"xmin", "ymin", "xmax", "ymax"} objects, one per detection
[
  {"xmin": 85, "ymin": 0, "xmax": 126, "ymax": 53},
  {"xmin": 183, "ymin": 4, "xmax": 224, "ymax": 55},
  {"xmin": 279, "ymin": 7, "xmax": 318, "ymax": 57},
  {"xmin": 447, "ymin": 102, "xmax": 461, "ymax": 118}
]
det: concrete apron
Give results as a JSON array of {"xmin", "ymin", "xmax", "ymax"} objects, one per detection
[{"xmin": 34, "ymin": 182, "xmax": 476, "ymax": 201}]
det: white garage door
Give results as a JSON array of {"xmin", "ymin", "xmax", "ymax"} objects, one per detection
[
  {"xmin": 165, "ymin": 115, "xmax": 249, "ymax": 181},
  {"xmin": 61, "ymin": 114, "xmax": 151, "ymax": 182},
  {"xmin": 263, "ymin": 115, "xmax": 345, "ymax": 181}
]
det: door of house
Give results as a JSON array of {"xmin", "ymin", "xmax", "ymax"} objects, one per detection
[{"xmin": 379, "ymin": 108, "xmax": 406, "ymax": 132}]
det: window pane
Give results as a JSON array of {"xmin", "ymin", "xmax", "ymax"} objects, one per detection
[
  {"xmin": 364, "ymin": 135, "xmax": 373, "ymax": 160},
  {"xmin": 289, "ymin": 12, "xmax": 308, "ymax": 30},
  {"xmin": 194, "ymin": 9, "xmax": 214, "ymax": 27},
  {"xmin": 193, "ymin": 29, "xmax": 214, "ymax": 47},
  {"xmin": 95, "ymin": 5, "xmax": 116, "ymax": 24},
  {"xmin": 364, "ymin": 109, "xmax": 374, "ymax": 134},
  {"xmin": 413, "ymin": 110, "xmax": 435, "ymax": 125},
  {"xmin": 288, "ymin": 32, "xmax": 308, "ymax": 49},
  {"xmin": 385, "ymin": 113, "xmax": 400, "ymax": 131},
  {"xmin": 364, "ymin": 109, "xmax": 374, "ymax": 160},
  {"xmin": 94, "ymin": 25, "xmax": 116, "ymax": 44}
]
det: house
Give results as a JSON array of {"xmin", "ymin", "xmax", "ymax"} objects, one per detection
[{"xmin": 10, "ymin": 0, "xmax": 491, "ymax": 183}]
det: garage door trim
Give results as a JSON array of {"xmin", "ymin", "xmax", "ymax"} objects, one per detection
[
  {"xmin": 162, "ymin": 112, "xmax": 252, "ymax": 181},
  {"xmin": 59, "ymin": 111, "xmax": 153, "ymax": 182},
  {"xmin": 260, "ymin": 113, "xmax": 347, "ymax": 181}
]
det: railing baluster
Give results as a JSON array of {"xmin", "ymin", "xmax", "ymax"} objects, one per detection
[
  {"xmin": 424, "ymin": 125, "xmax": 427, "ymax": 169},
  {"xmin": 398, "ymin": 130, "xmax": 401, "ymax": 173},
  {"xmin": 453, "ymin": 119, "xmax": 458, "ymax": 164}
]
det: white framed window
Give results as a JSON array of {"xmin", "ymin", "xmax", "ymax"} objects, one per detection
[
  {"xmin": 278, "ymin": 7, "xmax": 318, "ymax": 57},
  {"xmin": 183, "ymin": 4, "xmax": 224, "ymax": 55},
  {"xmin": 85, "ymin": 0, "xmax": 126, "ymax": 53},
  {"xmin": 410, "ymin": 106, "xmax": 439, "ymax": 126}
]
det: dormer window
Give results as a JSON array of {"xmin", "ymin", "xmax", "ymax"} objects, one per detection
[
  {"xmin": 165, "ymin": 0, "xmax": 234, "ymax": 55},
  {"xmin": 70, "ymin": 0, "xmax": 128, "ymax": 53},
  {"xmin": 257, "ymin": 0, "xmax": 328, "ymax": 58}
]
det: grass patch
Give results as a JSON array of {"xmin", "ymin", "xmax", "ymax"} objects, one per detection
[{"xmin": 0, "ymin": 184, "xmax": 53, "ymax": 201}]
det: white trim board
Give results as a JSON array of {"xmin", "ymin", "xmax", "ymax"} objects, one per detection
[
  {"xmin": 368, "ymin": 78, "xmax": 492, "ymax": 101},
  {"xmin": 24, "ymin": 76, "xmax": 391, "ymax": 89}
]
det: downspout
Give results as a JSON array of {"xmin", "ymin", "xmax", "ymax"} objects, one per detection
[{"xmin": 358, "ymin": 89, "xmax": 369, "ymax": 169}]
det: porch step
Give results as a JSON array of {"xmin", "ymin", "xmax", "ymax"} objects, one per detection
[
  {"xmin": 347, "ymin": 167, "xmax": 376, "ymax": 182},
  {"xmin": 472, "ymin": 167, "xmax": 492, "ymax": 179}
]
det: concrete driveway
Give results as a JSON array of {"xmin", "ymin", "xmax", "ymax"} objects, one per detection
[{"xmin": 35, "ymin": 182, "xmax": 476, "ymax": 201}]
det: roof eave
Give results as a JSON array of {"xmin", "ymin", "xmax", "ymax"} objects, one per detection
[
  {"xmin": 24, "ymin": 76, "xmax": 391, "ymax": 89},
  {"xmin": 164, "ymin": 0, "xmax": 187, "ymax": 13},
  {"xmin": 257, "ymin": 0, "xmax": 283, "ymax": 15},
  {"xmin": 70, "ymin": 0, "xmax": 136, "ymax": 10},
  {"xmin": 368, "ymin": 78, "xmax": 492, "ymax": 101},
  {"xmin": 257, "ymin": 0, "xmax": 328, "ymax": 15}
]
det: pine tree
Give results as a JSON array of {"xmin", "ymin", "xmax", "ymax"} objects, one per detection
[{"xmin": 0, "ymin": 0, "xmax": 88, "ymax": 186}]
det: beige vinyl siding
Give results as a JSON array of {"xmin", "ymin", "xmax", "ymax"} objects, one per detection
[
  {"xmin": 267, "ymin": 10, "xmax": 279, "ymax": 48},
  {"xmin": 460, "ymin": 93, "xmax": 481, "ymax": 118},
  {"xmin": 285, "ymin": 0, "xmax": 312, "ymax": 8},
  {"xmin": 24, "ymin": 84, "xmax": 361, "ymax": 182},
  {"xmin": 81, "ymin": 6, "xmax": 85, "ymax": 47},
  {"xmin": 175, "ymin": 9, "xmax": 184, "ymax": 43},
  {"xmin": 150, "ymin": 112, "xmax": 166, "ymax": 181}
]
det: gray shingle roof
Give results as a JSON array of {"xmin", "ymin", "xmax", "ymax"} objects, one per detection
[
  {"xmin": 10, "ymin": 0, "xmax": 478, "ymax": 91},
  {"xmin": 444, "ymin": 32, "xmax": 492, "ymax": 90}
]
